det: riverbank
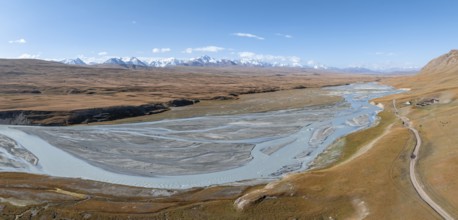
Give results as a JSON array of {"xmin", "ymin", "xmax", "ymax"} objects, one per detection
[
  {"xmin": 0, "ymin": 86, "xmax": 343, "ymax": 126},
  {"xmin": 0, "ymin": 83, "xmax": 402, "ymax": 189}
]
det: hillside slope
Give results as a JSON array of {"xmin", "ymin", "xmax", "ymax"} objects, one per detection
[
  {"xmin": 380, "ymin": 49, "xmax": 458, "ymax": 217},
  {"xmin": 387, "ymin": 49, "xmax": 458, "ymax": 98},
  {"xmin": 204, "ymin": 50, "xmax": 458, "ymax": 219}
]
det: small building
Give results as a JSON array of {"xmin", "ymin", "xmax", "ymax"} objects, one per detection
[{"xmin": 416, "ymin": 98, "xmax": 439, "ymax": 107}]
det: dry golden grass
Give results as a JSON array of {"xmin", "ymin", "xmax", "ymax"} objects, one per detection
[
  {"xmin": 0, "ymin": 59, "xmax": 373, "ymax": 112},
  {"xmin": 377, "ymin": 50, "xmax": 458, "ymax": 217},
  {"xmin": 0, "ymin": 172, "xmax": 252, "ymax": 219}
]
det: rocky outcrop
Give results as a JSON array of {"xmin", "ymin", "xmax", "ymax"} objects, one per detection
[
  {"xmin": 168, "ymin": 99, "xmax": 199, "ymax": 107},
  {"xmin": 234, "ymin": 180, "xmax": 296, "ymax": 211},
  {"xmin": 0, "ymin": 111, "xmax": 52, "ymax": 125},
  {"xmin": 0, "ymin": 99, "xmax": 198, "ymax": 126},
  {"xmin": 66, "ymin": 103, "xmax": 169, "ymax": 125}
]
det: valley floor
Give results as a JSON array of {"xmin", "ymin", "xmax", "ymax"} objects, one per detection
[{"xmin": 0, "ymin": 81, "xmax": 444, "ymax": 220}]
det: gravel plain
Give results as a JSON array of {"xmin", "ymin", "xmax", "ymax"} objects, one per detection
[{"xmin": 0, "ymin": 83, "xmax": 402, "ymax": 189}]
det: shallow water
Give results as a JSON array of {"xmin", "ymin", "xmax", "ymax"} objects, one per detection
[{"xmin": 0, "ymin": 83, "xmax": 402, "ymax": 189}]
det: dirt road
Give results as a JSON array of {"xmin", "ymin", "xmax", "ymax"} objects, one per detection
[{"xmin": 393, "ymin": 99, "xmax": 454, "ymax": 220}]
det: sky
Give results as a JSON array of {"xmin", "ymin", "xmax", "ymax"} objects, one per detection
[{"xmin": 1, "ymin": 0, "xmax": 458, "ymax": 70}]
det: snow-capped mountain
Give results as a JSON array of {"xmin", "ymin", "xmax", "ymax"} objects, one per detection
[
  {"xmin": 148, "ymin": 58, "xmax": 184, "ymax": 67},
  {"xmin": 61, "ymin": 55, "xmax": 303, "ymax": 68},
  {"xmin": 57, "ymin": 55, "xmax": 417, "ymax": 73},
  {"xmin": 185, "ymin": 55, "xmax": 218, "ymax": 66},
  {"xmin": 125, "ymin": 57, "xmax": 146, "ymax": 66},
  {"xmin": 61, "ymin": 58, "xmax": 86, "ymax": 65},
  {"xmin": 236, "ymin": 59, "xmax": 272, "ymax": 67},
  {"xmin": 218, "ymin": 59, "xmax": 238, "ymax": 66},
  {"xmin": 236, "ymin": 58, "xmax": 304, "ymax": 68},
  {"xmin": 103, "ymin": 57, "xmax": 127, "ymax": 67},
  {"xmin": 183, "ymin": 55, "xmax": 237, "ymax": 66},
  {"xmin": 123, "ymin": 57, "xmax": 148, "ymax": 68},
  {"xmin": 102, "ymin": 57, "xmax": 149, "ymax": 69},
  {"xmin": 192, "ymin": 55, "xmax": 218, "ymax": 64}
]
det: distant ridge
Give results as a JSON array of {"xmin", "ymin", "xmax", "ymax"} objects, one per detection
[
  {"xmin": 65, "ymin": 55, "xmax": 301, "ymax": 68},
  {"xmin": 56, "ymin": 55, "xmax": 419, "ymax": 74}
]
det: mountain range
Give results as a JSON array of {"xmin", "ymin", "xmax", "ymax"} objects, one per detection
[
  {"xmin": 60, "ymin": 55, "xmax": 418, "ymax": 73},
  {"xmin": 62, "ymin": 55, "xmax": 272, "ymax": 69}
]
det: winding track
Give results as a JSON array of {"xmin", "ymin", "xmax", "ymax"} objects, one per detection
[{"xmin": 393, "ymin": 99, "xmax": 454, "ymax": 220}]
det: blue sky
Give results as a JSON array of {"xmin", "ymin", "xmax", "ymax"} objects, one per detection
[{"xmin": 2, "ymin": 0, "xmax": 458, "ymax": 69}]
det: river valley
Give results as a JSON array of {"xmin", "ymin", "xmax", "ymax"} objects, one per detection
[{"xmin": 0, "ymin": 83, "xmax": 402, "ymax": 189}]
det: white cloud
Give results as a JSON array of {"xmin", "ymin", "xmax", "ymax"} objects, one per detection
[
  {"xmin": 238, "ymin": 51, "xmax": 257, "ymax": 58},
  {"xmin": 306, "ymin": 60, "xmax": 328, "ymax": 69},
  {"xmin": 182, "ymin": 46, "xmax": 225, "ymax": 54},
  {"xmin": 18, "ymin": 53, "xmax": 39, "ymax": 59},
  {"xmin": 276, "ymin": 33, "xmax": 293, "ymax": 38},
  {"xmin": 289, "ymin": 56, "xmax": 301, "ymax": 63},
  {"xmin": 238, "ymin": 51, "xmax": 301, "ymax": 66},
  {"xmin": 307, "ymin": 60, "xmax": 317, "ymax": 66},
  {"xmin": 152, "ymin": 48, "xmax": 171, "ymax": 53},
  {"xmin": 98, "ymin": 51, "xmax": 108, "ymax": 56},
  {"xmin": 232, "ymin": 33, "xmax": 264, "ymax": 40},
  {"xmin": 132, "ymin": 20, "xmax": 137, "ymax": 24},
  {"xmin": 8, "ymin": 38, "xmax": 26, "ymax": 44}
]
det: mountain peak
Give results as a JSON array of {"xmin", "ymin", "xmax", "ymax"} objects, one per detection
[
  {"xmin": 192, "ymin": 55, "xmax": 216, "ymax": 62},
  {"xmin": 125, "ymin": 57, "xmax": 147, "ymax": 67},
  {"xmin": 149, "ymin": 57, "xmax": 183, "ymax": 67},
  {"xmin": 104, "ymin": 57, "xmax": 125, "ymax": 64},
  {"xmin": 61, "ymin": 58, "xmax": 86, "ymax": 65}
]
